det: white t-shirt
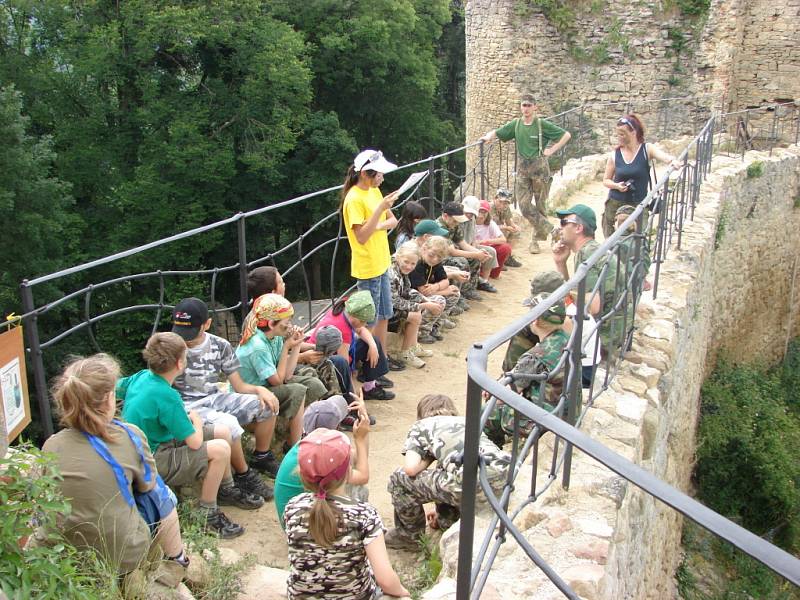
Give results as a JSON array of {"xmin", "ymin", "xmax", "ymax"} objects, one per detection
[
  {"xmin": 475, "ymin": 221, "xmax": 503, "ymax": 244},
  {"xmin": 566, "ymin": 304, "xmax": 601, "ymax": 366}
]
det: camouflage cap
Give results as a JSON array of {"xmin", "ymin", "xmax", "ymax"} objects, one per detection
[
  {"xmin": 615, "ymin": 204, "xmax": 635, "ymax": 217},
  {"xmin": 303, "ymin": 395, "xmax": 349, "ymax": 433},
  {"xmin": 314, "ymin": 325, "xmax": 343, "ymax": 356},
  {"xmin": 495, "ymin": 187, "xmax": 512, "ymax": 199},
  {"xmin": 530, "ymin": 293, "xmax": 567, "ymax": 324},
  {"xmin": 344, "ymin": 290, "xmax": 376, "ymax": 323},
  {"xmin": 530, "ymin": 271, "xmax": 565, "ymax": 297}
]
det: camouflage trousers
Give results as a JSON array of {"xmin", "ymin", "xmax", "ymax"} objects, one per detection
[
  {"xmin": 516, "ymin": 156, "xmax": 552, "ymax": 239},
  {"xmin": 442, "ymin": 256, "xmax": 480, "ymax": 295},
  {"xmin": 418, "ymin": 294, "xmax": 446, "ymax": 335},
  {"xmin": 484, "ymin": 402, "xmax": 535, "ymax": 447},
  {"xmin": 388, "ymin": 468, "xmax": 461, "ymax": 536}
]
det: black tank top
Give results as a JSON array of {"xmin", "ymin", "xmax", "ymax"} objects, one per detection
[{"xmin": 608, "ymin": 143, "xmax": 649, "ymax": 204}]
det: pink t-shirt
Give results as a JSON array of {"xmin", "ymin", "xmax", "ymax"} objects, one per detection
[
  {"xmin": 307, "ymin": 310, "xmax": 354, "ymax": 347},
  {"xmin": 475, "ymin": 221, "xmax": 503, "ymax": 244}
]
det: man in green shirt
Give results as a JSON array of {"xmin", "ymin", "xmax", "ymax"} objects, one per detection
[{"xmin": 481, "ymin": 93, "xmax": 571, "ymax": 254}]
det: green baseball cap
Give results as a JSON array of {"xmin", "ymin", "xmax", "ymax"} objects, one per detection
[
  {"xmin": 414, "ymin": 219, "xmax": 449, "ymax": 237},
  {"xmin": 345, "ymin": 290, "xmax": 376, "ymax": 323},
  {"xmin": 555, "ymin": 204, "xmax": 597, "ymax": 231}
]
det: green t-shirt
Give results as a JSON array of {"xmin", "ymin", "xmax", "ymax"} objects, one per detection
[
  {"xmin": 236, "ymin": 329, "xmax": 283, "ymax": 386},
  {"xmin": 274, "ymin": 443, "xmax": 302, "ymax": 529},
  {"xmin": 118, "ymin": 369, "xmax": 195, "ymax": 454},
  {"xmin": 495, "ymin": 117, "xmax": 566, "ymax": 159}
]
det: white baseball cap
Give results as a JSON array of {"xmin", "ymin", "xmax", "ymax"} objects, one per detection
[
  {"xmin": 354, "ymin": 149, "xmax": 398, "ymax": 174},
  {"xmin": 462, "ymin": 195, "xmax": 481, "ymax": 216}
]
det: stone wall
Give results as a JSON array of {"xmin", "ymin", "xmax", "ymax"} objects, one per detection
[{"xmin": 432, "ymin": 145, "xmax": 800, "ymax": 599}]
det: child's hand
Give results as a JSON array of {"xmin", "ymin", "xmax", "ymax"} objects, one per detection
[
  {"xmin": 347, "ymin": 388, "xmax": 366, "ymax": 415},
  {"xmin": 425, "ymin": 506, "xmax": 440, "ymax": 530},
  {"xmin": 256, "ymin": 387, "xmax": 279, "ymax": 414},
  {"xmin": 301, "ymin": 350, "xmax": 323, "ymax": 365},
  {"xmin": 366, "ymin": 343, "xmax": 379, "ymax": 368},
  {"xmin": 353, "ymin": 411, "xmax": 371, "ymax": 439}
]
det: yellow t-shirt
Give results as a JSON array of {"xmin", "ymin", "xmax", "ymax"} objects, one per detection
[{"xmin": 342, "ymin": 185, "xmax": 391, "ymax": 279}]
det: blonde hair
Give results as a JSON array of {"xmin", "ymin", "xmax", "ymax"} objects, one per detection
[
  {"xmin": 417, "ymin": 394, "xmax": 458, "ymax": 419},
  {"xmin": 52, "ymin": 353, "xmax": 120, "ymax": 441},
  {"xmin": 421, "ymin": 235, "xmax": 451, "ymax": 261},
  {"xmin": 303, "ymin": 472, "xmax": 349, "ymax": 547},
  {"xmin": 394, "ymin": 241, "xmax": 420, "ymax": 262},
  {"xmin": 143, "ymin": 332, "xmax": 186, "ymax": 374}
]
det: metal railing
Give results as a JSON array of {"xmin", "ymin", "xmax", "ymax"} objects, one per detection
[{"xmin": 456, "ymin": 101, "xmax": 800, "ymax": 599}]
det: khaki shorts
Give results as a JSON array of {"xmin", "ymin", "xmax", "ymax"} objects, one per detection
[{"xmin": 154, "ymin": 424, "xmax": 214, "ymax": 488}]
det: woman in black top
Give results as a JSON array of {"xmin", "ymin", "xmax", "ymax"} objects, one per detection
[{"xmin": 601, "ymin": 114, "xmax": 681, "ymax": 238}]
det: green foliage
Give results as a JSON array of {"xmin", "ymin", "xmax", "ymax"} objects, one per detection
[
  {"xmin": 407, "ymin": 533, "xmax": 443, "ymax": 599},
  {"xmin": 747, "ymin": 160, "xmax": 765, "ymax": 179},
  {"xmin": 0, "ymin": 445, "xmax": 120, "ymax": 599},
  {"xmin": 670, "ymin": 0, "xmax": 711, "ymax": 17},
  {"xmin": 697, "ymin": 351, "xmax": 800, "ymax": 552},
  {"xmin": 667, "ymin": 27, "xmax": 688, "ymax": 55},
  {"xmin": 714, "ymin": 205, "xmax": 728, "ymax": 249}
]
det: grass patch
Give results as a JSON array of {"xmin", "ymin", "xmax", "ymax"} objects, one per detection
[
  {"xmin": 746, "ymin": 160, "xmax": 764, "ymax": 179},
  {"xmin": 407, "ymin": 533, "xmax": 443, "ymax": 600}
]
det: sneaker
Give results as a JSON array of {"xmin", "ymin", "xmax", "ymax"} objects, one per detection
[
  {"xmin": 477, "ymin": 281, "xmax": 498, "ymax": 293},
  {"xmin": 506, "ymin": 255, "xmax": 523, "ymax": 268},
  {"xmin": 418, "ymin": 332, "xmax": 437, "ymax": 344},
  {"xmin": 363, "ymin": 386, "xmax": 395, "ymax": 401},
  {"xmin": 440, "ymin": 318, "xmax": 457, "ymax": 330},
  {"xmin": 339, "ymin": 413, "xmax": 377, "ymax": 431},
  {"xmin": 387, "ymin": 352, "xmax": 406, "ymax": 367},
  {"xmin": 384, "ymin": 527, "xmax": 419, "ymax": 551},
  {"xmin": 249, "ymin": 450, "xmax": 280, "ymax": 478},
  {"xmin": 357, "ymin": 373, "xmax": 394, "ymax": 387},
  {"xmin": 234, "ymin": 469, "xmax": 274, "ymax": 501},
  {"xmin": 528, "ymin": 239, "xmax": 541, "ymax": 254},
  {"xmin": 204, "ymin": 508, "xmax": 245, "ymax": 539},
  {"xmin": 401, "ymin": 349, "xmax": 425, "ymax": 369},
  {"xmin": 387, "ymin": 355, "xmax": 406, "ymax": 371},
  {"xmin": 410, "ymin": 344, "xmax": 433, "ymax": 357},
  {"xmin": 217, "ymin": 484, "xmax": 264, "ymax": 510}
]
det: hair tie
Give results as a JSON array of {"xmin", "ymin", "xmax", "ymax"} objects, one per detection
[{"xmin": 314, "ymin": 489, "xmax": 327, "ymax": 500}]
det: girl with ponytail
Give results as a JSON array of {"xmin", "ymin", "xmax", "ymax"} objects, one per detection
[
  {"xmin": 43, "ymin": 353, "xmax": 188, "ymax": 585},
  {"xmin": 284, "ymin": 428, "xmax": 409, "ymax": 599}
]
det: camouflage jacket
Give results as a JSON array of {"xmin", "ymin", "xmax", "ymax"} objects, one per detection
[
  {"xmin": 491, "ymin": 204, "xmax": 514, "ymax": 227},
  {"xmin": 501, "ymin": 327, "xmax": 539, "ymax": 373},
  {"xmin": 511, "ymin": 328, "xmax": 570, "ymax": 408}
]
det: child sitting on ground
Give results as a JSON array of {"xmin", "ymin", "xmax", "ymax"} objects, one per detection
[
  {"xmin": 170, "ymin": 298, "xmax": 280, "ymax": 493},
  {"xmin": 44, "ymin": 353, "xmax": 189, "ymax": 585},
  {"xmin": 385, "ymin": 395, "xmax": 511, "ymax": 549},
  {"xmin": 485, "ymin": 294, "xmax": 570, "ymax": 447},
  {"xmin": 408, "ymin": 235, "xmax": 463, "ymax": 338},
  {"xmin": 274, "ymin": 393, "xmax": 371, "ymax": 529},
  {"xmin": 388, "ymin": 241, "xmax": 445, "ymax": 365},
  {"xmin": 120, "ymin": 333, "xmax": 253, "ymax": 539},
  {"xmin": 236, "ymin": 294, "xmax": 327, "ymax": 448},
  {"xmin": 284, "ymin": 428, "xmax": 409, "ymax": 599}
]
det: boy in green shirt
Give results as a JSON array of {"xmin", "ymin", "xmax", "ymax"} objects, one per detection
[{"xmin": 120, "ymin": 332, "xmax": 260, "ymax": 539}]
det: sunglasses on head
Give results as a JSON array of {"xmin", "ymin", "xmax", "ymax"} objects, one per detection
[
  {"xmin": 617, "ymin": 117, "xmax": 633, "ymax": 128},
  {"xmin": 559, "ymin": 218, "xmax": 578, "ymax": 227},
  {"xmin": 364, "ymin": 150, "xmax": 383, "ymax": 165}
]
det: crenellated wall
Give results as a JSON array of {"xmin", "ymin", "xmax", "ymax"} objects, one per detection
[{"xmin": 432, "ymin": 145, "xmax": 800, "ymax": 599}]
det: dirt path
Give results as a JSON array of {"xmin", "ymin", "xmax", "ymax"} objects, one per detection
[{"xmin": 219, "ymin": 181, "xmax": 610, "ymax": 573}]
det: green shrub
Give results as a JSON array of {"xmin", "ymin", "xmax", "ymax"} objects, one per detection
[
  {"xmin": 0, "ymin": 445, "xmax": 120, "ymax": 599},
  {"xmin": 697, "ymin": 357, "xmax": 800, "ymax": 552},
  {"xmin": 746, "ymin": 160, "xmax": 764, "ymax": 178}
]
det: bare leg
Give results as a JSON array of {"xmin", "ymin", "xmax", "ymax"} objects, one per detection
[
  {"xmin": 154, "ymin": 508, "xmax": 184, "ymax": 557},
  {"xmin": 402, "ymin": 312, "xmax": 421, "ymax": 350},
  {"xmin": 200, "ymin": 438, "xmax": 231, "ymax": 504},
  {"xmin": 288, "ymin": 401, "xmax": 305, "ymax": 446},
  {"xmin": 372, "ymin": 318, "xmax": 389, "ymax": 350},
  {"xmin": 246, "ymin": 418, "xmax": 275, "ymax": 454}
]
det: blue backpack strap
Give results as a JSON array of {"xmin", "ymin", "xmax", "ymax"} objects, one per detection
[
  {"xmin": 82, "ymin": 431, "xmax": 136, "ymax": 507},
  {"xmin": 112, "ymin": 418, "xmax": 153, "ymax": 485}
]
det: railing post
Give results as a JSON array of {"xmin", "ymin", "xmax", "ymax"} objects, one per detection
[
  {"xmin": 20, "ymin": 282, "xmax": 53, "ymax": 438},
  {"xmin": 562, "ymin": 276, "xmax": 586, "ymax": 489},
  {"xmin": 479, "ymin": 140, "xmax": 486, "ymax": 202},
  {"xmin": 428, "ymin": 156, "xmax": 437, "ymax": 215},
  {"xmin": 457, "ymin": 362, "xmax": 484, "ymax": 600},
  {"xmin": 237, "ymin": 213, "xmax": 249, "ymax": 322}
]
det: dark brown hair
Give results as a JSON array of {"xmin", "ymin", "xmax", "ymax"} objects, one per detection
[
  {"xmin": 618, "ymin": 113, "xmax": 646, "ymax": 144},
  {"xmin": 247, "ymin": 266, "xmax": 280, "ymax": 299},
  {"xmin": 52, "ymin": 353, "xmax": 120, "ymax": 441},
  {"xmin": 396, "ymin": 201, "xmax": 428, "ymax": 239},
  {"xmin": 339, "ymin": 166, "xmax": 378, "ymax": 211}
]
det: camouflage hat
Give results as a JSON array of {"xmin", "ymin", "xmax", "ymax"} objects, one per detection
[
  {"xmin": 530, "ymin": 293, "xmax": 567, "ymax": 324},
  {"xmin": 531, "ymin": 271, "xmax": 565, "ymax": 296},
  {"xmin": 495, "ymin": 188, "xmax": 512, "ymax": 199},
  {"xmin": 314, "ymin": 325, "xmax": 342, "ymax": 356},
  {"xmin": 344, "ymin": 290, "xmax": 376, "ymax": 323},
  {"xmin": 303, "ymin": 395, "xmax": 349, "ymax": 433},
  {"xmin": 615, "ymin": 204, "xmax": 635, "ymax": 217}
]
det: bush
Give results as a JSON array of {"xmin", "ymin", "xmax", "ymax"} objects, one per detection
[{"xmin": 0, "ymin": 445, "xmax": 120, "ymax": 599}]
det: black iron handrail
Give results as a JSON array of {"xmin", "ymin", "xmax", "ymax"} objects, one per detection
[{"xmin": 456, "ymin": 102, "xmax": 800, "ymax": 599}]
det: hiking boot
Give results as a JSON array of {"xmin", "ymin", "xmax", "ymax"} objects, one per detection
[
  {"xmin": 477, "ymin": 281, "xmax": 498, "ymax": 293},
  {"xmin": 417, "ymin": 332, "xmax": 437, "ymax": 344},
  {"xmin": 528, "ymin": 239, "xmax": 541, "ymax": 254},
  {"xmin": 462, "ymin": 289, "xmax": 482, "ymax": 301},
  {"xmin": 457, "ymin": 298, "xmax": 471, "ymax": 311},
  {"xmin": 387, "ymin": 355, "xmax": 406, "ymax": 371},
  {"xmin": 248, "ymin": 450, "xmax": 280, "ymax": 478},
  {"xmin": 357, "ymin": 373, "xmax": 394, "ymax": 387},
  {"xmin": 410, "ymin": 343, "xmax": 433, "ymax": 357},
  {"xmin": 440, "ymin": 318, "xmax": 457, "ymax": 330},
  {"xmin": 235, "ymin": 469, "xmax": 274, "ymax": 501},
  {"xmin": 204, "ymin": 508, "xmax": 245, "ymax": 539},
  {"xmin": 217, "ymin": 484, "xmax": 264, "ymax": 510},
  {"xmin": 448, "ymin": 305, "xmax": 464, "ymax": 316},
  {"xmin": 506, "ymin": 255, "xmax": 523, "ymax": 268},
  {"xmin": 430, "ymin": 326, "xmax": 444, "ymax": 341},
  {"xmin": 400, "ymin": 349, "xmax": 425, "ymax": 369},
  {"xmin": 384, "ymin": 527, "xmax": 419, "ymax": 551},
  {"xmin": 363, "ymin": 386, "xmax": 395, "ymax": 401},
  {"xmin": 387, "ymin": 352, "xmax": 406, "ymax": 368}
]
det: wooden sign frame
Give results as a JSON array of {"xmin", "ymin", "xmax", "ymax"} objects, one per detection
[{"xmin": 0, "ymin": 327, "xmax": 32, "ymax": 442}]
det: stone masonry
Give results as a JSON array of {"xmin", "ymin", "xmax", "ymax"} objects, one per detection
[{"xmin": 432, "ymin": 145, "xmax": 800, "ymax": 599}]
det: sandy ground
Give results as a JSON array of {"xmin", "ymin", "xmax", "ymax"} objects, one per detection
[{"xmin": 218, "ymin": 182, "xmax": 609, "ymax": 577}]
